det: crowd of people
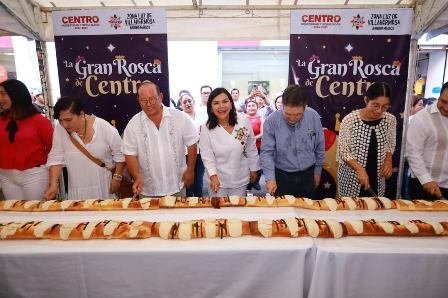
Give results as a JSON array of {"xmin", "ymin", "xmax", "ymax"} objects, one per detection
[{"xmin": 0, "ymin": 78, "xmax": 447, "ymax": 201}]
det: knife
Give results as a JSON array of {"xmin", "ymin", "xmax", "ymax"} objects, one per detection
[{"xmin": 365, "ymin": 186, "xmax": 378, "ymax": 198}]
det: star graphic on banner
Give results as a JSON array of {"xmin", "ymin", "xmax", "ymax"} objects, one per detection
[
  {"xmin": 85, "ymin": 46, "xmax": 90, "ymax": 50},
  {"xmin": 387, "ymin": 38, "xmax": 392, "ymax": 43},
  {"xmin": 145, "ymin": 37, "xmax": 149, "ymax": 41},
  {"xmin": 107, "ymin": 44, "xmax": 116, "ymax": 52},
  {"xmin": 297, "ymin": 36, "xmax": 301, "ymax": 40},
  {"xmin": 322, "ymin": 45, "xmax": 326, "ymax": 49},
  {"xmin": 345, "ymin": 43, "xmax": 354, "ymax": 52},
  {"xmin": 65, "ymin": 78, "xmax": 69, "ymax": 82},
  {"xmin": 323, "ymin": 182, "xmax": 331, "ymax": 189}
]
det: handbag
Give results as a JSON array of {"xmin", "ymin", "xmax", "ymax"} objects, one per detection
[{"xmin": 69, "ymin": 135, "xmax": 133, "ymax": 198}]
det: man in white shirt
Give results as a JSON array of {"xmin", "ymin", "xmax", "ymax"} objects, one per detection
[
  {"xmin": 123, "ymin": 82, "xmax": 198, "ymax": 197},
  {"xmin": 406, "ymin": 82, "xmax": 448, "ymax": 200},
  {"xmin": 196, "ymin": 85, "xmax": 212, "ymax": 126}
]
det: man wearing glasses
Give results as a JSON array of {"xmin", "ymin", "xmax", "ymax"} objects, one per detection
[
  {"xmin": 122, "ymin": 81, "xmax": 198, "ymax": 197},
  {"xmin": 197, "ymin": 85, "xmax": 213, "ymax": 127}
]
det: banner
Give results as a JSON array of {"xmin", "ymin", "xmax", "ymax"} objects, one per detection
[
  {"xmin": 53, "ymin": 9, "xmax": 169, "ymax": 133},
  {"xmin": 289, "ymin": 9, "xmax": 412, "ymax": 198}
]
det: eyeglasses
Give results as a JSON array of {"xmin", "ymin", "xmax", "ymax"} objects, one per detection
[
  {"xmin": 201, "ymin": 92, "xmax": 211, "ymax": 95},
  {"xmin": 369, "ymin": 103, "xmax": 390, "ymax": 112},
  {"xmin": 139, "ymin": 96, "xmax": 159, "ymax": 105}
]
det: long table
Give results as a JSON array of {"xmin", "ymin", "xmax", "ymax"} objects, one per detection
[{"xmin": 1, "ymin": 206, "xmax": 447, "ymax": 298}]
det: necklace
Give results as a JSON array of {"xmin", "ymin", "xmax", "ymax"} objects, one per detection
[{"xmin": 77, "ymin": 117, "xmax": 87, "ymax": 138}]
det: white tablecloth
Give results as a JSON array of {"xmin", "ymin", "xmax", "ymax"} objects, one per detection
[
  {"xmin": 1, "ymin": 207, "xmax": 447, "ymax": 298},
  {"xmin": 0, "ymin": 207, "xmax": 313, "ymax": 298}
]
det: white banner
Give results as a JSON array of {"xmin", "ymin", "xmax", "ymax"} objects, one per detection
[
  {"xmin": 53, "ymin": 9, "xmax": 167, "ymax": 36},
  {"xmin": 291, "ymin": 8, "xmax": 412, "ymax": 35}
]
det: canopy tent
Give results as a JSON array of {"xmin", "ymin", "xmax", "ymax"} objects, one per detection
[
  {"xmin": 0, "ymin": 0, "xmax": 447, "ymax": 41},
  {"xmin": 1, "ymin": 0, "xmax": 446, "ymax": 198}
]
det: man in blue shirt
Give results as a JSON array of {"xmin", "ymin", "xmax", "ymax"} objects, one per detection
[{"xmin": 260, "ymin": 85, "xmax": 325, "ymax": 198}]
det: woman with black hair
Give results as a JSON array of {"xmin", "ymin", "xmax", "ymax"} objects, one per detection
[
  {"xmin": 0, "ymin": 79, "xmax": 53, "ymax": 200},
  {"xmin": 199, "ymin": 87, "xmax": 260, "ymax": 196},
  {"xmin": 44, "ymin": 96, "xmax": 125, "ymax": 200},
  {"xmin": 337, "ymin": 82, "xmax": 397, "ymax": 197}
]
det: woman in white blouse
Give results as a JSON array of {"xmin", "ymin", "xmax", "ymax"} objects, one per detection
[
  {"xmin": 199, "ymin": 87, "xmax": 260, "ymax": 196},
  {"xmin": 44, "ymin": 96, "xmax": 125, "ymax": 200}
]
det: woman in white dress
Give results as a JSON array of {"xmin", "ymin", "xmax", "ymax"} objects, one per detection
[
  {"xmin": 44, "ymin": 96, "xmax": 125, "ymax": 200},
  {"xmin": 199, "ymin": 87, "xmax": 260, "ymax": 197}
]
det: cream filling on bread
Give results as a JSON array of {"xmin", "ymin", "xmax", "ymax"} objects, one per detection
[
  {"xmin": 436, "ymin": 199, "xmax": 448, "ymax": 205},
  {"xmin": 41, "ymin": 200, "xmax": 56, "ymax": 211},
  {"xmin": 4, "ymin": 200, "xmax": 18, "ymax": 210},
  {"xmin": 60, "ymin": 200, "xmax": 76, "ymax": 210},
  {"xmin": 204, "ymin": 219, "xmax": 216, "ymax": 238},
  {"xmin": 425, "ymin": 220, "xmax": 444, "ymax": 234},
  {"xmin": 416, "ymin": 199, "xmax": 432, "ymax": 206},
  {"xmin": 159, "ymin": 221, "xmax": 174, "ymax": 239},
  {"xmin": 33, "ymin": 222, "xmax": 53, "ymax": 238},
  {"xmin": 1, "ymin": 222, "xmax": 21, "ymax": 239},
  {"xmin": 83, "ymin": 222, "xmax": 97, "ymax": 239},
  {"xmin": 363, "ymin": 197, "xmax": 377, "ymax": 210},
  {"xmin": 59, "ymin": 223, "xmax": 77, "ymax": 240},
  {"xmin": 121, "ymin": 198, "xmax": 132, "ymax": 209},
  {"xmin": 285, "ymin": 217, "xmax": 299, "ymax": 237},
  {"xmin": 229, "ymin": 196, "xmax": 240, "ymax": 206},
  {"xmin": 188, "ymin": 197, "xmax": 198, "ymax": 207},
  {"xmin": 400, "ymin": 221, "xmax": 418, "ymax": 234},
  {"xmin": 178, "ymin": 221, "xmax": 192, "ymax": 240},
  {"xmin": 323, "ymin": 198, "xmax": 337, "ymax": 211},
  {"xmin": 228, "ymin": 219, "xmax": 242, "ymax": 237},
  {"xmin": 163, "ymin": 196, "xmax": 176, "ymax": 207},
  {"xmin": 378, "ymin": 221, "xmax": 394, "ymax": 234},
  {"xmin": 302, "ymin": 197, "xmax": 315, "ymax": 206},
  {"xmin": 285, "ymin": 195, "xmax": 296, "ymax": 205},
  {"xmin": 258, "ymin": 219, "xmax": 273, "ymax": 237},
  {"xmin": 399, "ymin": 199, "xmax": 414, "ymax": 207},
  {"xmin": 326, "ymin": 219, "xmax": 343, "ymax": 238},
  {"xmin": 343, "ymin": 197, "xmax": 357, "ymax": 210},
  {"xmin": 23, "ymin": 200, "xmax": 39, "ymax": 210},
  {"xmin": 304, "ymin": 218, "xmax": 319, "ymax": 237},
  {"xmin": 377, "ymin": 197, "xmax": 392, "ymax": 209},
  {"xmin": 103, "ymin": 221, "xmax": 119, "ymax": 236},
  {"xmin": 246, "ymin": 197, "xmax": 256, "ymax": 205},
  {"xmin": 347, "ymin": 220, "xmax": 364, "ymax": 234},
  {"xmin": 265, "ymin": 196, "xmax": 275, "ymax": 206},
  {"xmin": 139, "ymin": 198, "xmax": 152, "ymax": 209},
  {"xmin": 83, "ymin": 199, "xmax": 97, "ymax": 209}
]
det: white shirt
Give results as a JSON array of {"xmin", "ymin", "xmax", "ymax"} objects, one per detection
[
  {"xmin": 122, "ymin": 106, "xmax": 198, "ymax": 196},
  {"xmin": 199, "ymin": 113, "xmax": 260, "ymax": 188},
  {"xmin": 195, "ymin": 105, "xmax": 208, "ymax": 128},
  {"xmin": 406, "ymin": 101, "xmax": 448, "ymax": 187},
  {"xmin": 47, "ymin": 117, "xmax": 125, "ymax": 200}
]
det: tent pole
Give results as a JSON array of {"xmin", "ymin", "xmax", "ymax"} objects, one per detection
[
  {"xmin": 35, "ymin": 40, "xmax": 54, "ymax": 122},
  {"xmin": 396, "ymin": 38, "xmax": 418, "ymax": 198}
]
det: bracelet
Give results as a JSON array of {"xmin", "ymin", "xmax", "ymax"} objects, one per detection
[{"xmin": 113, "ymin": 173, "xmax": 123, "ymax": 181}]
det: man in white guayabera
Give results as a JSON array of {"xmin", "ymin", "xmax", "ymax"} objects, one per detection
[
  {"xmin": 122, "ymin": 81, "xmax": 198, "ymax": 197},
  {"xmin": 406, "ymin": 81, "xmax": 448, "ymax": 200}
]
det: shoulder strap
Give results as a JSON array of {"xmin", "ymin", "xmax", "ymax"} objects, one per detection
[{"xmin": 69, "ymin": 135, "xmax": 107, "ymax": 169}]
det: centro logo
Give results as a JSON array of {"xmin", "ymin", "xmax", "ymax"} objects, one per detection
[
  {"xmin": 62, "ymin": 16, "xmax": 100, "ymax": 24},
  {"xmin": 301, "ymin": 15, "xmax": 341, "ymax": 23}
]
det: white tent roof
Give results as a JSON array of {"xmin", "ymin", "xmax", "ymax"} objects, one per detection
[{"xmin": 1, "ymin": 0, "xmax": 446, "ymax": 41}]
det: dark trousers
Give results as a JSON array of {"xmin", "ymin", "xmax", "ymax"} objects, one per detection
[
  {"xmin": 275, "ymin": 167, "xmax": 315, "ymax": 199},
  {"xmin": 409, "ymin": 178, "xmax": 448, "ymax": 200},
  {"xmin": 186, "ymin": 154, "xmax": 205, "ymax": 197}
]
